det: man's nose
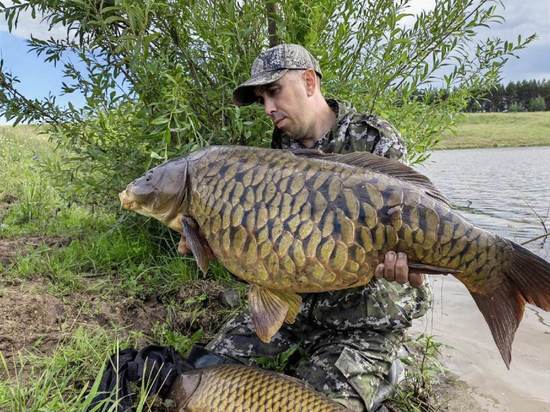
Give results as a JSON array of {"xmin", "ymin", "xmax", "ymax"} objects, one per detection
[{"xmin": 263, "ymin": 97, "xmax": 276, "ymax": 117}]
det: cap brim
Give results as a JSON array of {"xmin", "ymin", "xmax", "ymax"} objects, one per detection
[{"xmin": 232, "ymin": 69, "xmax": 288, "ymax": 106}]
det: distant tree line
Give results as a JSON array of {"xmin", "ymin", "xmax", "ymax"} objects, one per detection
[{"xmin": 465, "ymin": 79, "xmax": 550, "ymax": 112}]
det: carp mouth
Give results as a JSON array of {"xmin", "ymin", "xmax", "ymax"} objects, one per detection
[
  {"xmin": 118, "ymin": 184, "xmax": 184, "ymax": 225},
  {"xmin": 118, "ymin": 185, "xmax": 157, "ymax": 218},
  {"xmin": 119, "ymin": 189, "xmax": 137, "ymax": 211}
]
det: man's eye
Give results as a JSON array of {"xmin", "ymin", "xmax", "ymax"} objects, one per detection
[
  {"xmin": 257, "ymin": 96, "xmax": 264, "ymax": 105},
  {"xmin": 267, "ymin": 88, "xmax": 279, "ymax": 96}
]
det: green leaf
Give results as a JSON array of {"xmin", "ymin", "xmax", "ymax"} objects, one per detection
[{"xmin": 150, "ymin": 151, "xmax": 164, "ymax": 160}]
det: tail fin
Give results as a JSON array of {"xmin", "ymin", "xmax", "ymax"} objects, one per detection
[{"xmin": 466, "ymin": 241, "xmax": 550, "ymax": 368}]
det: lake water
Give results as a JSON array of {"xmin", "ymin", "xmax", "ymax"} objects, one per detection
[
  {"xmin": 412, "ymin": 146, "xmax": 550, "ymax": 411},
  {"xmin": 418, "ymin": 146, "xmax": 550, "ymax": 259}
]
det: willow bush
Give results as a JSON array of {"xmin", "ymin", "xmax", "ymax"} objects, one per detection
[{"xmin": 0, "ymin": 0, "xmax": 533, "ymax": 205}]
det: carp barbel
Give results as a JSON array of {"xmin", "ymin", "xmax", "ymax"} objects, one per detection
[{"xmin": 119, "ymin": 146, "xmax": 550, "ymax": 367}]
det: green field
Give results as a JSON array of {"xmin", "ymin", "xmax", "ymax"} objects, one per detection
[{"xmin": 436, "ymin": 111, "xmax": 550, "ymax": 149}]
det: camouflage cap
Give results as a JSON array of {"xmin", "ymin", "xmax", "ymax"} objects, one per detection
[{"xmin": 233, "ymin": 44, "xmax": 322, "ymax": 106}]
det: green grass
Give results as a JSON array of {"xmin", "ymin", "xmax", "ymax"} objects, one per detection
[
  {"xmin": 437, "ymin": 111, "xmax": 550, "ymax": 149},
  {"xmin": 388, "ymin": 335, "xmax": 447, "ymax": 412},
  {"xmin": 0, "ymin": 125, "xmax": 239, "ymax": 410},
  {"xmin": 0, "ymin": 126, "xmax": 203, "ymax": 297},
  {"xmin": 0, "ymin": 328, "xmax": 143, "ymax": 412}
]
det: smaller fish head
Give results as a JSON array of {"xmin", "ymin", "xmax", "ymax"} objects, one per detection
[
  {"xmin": 119, "ymin": 157, "xmax": 189, "ymax": 229},
  {"xmin": 168, "ymin": 371, "xmax": 202, "ymax": 408}
]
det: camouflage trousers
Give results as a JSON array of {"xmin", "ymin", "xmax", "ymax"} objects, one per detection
[{"xmin": 206, "ymin": 279, "xmax": 431, "ymax": 411}]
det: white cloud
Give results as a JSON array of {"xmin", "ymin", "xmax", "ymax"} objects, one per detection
[
  {"xmin": 0, "ymin": 0, "xmax": 67, "ymax": 40},
  {"xmin": 407, "ymin": 0, "xmax": 437, "ymax": 15},
  {"xmin": 491, "ymin": 1, "xmax": 550, "ymax": 46},
  {"xmin": 400, "ymin": 0, "xmax": 436, "ymax": 27},
  {"xmin": 400, "ymin": 0, "xmax": 549, "ymax": 82}
]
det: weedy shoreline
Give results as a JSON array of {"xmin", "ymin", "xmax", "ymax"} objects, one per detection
[{"xmin": 0, "ymin": 126, "xmax": 246, "ymax": 410}]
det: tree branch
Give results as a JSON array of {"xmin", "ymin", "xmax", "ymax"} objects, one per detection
[
  {"xmin": 265, "ymin": 0, "xmax": 280, "ymax": 47},
  {"xmin": 521, "ymin": 233, "xmax": 550, "ymax": 246}
]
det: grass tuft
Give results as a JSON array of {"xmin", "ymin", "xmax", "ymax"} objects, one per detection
[
  {"xmin": 388, "ymin": 334, "xmax": 447, "ymax": 412},
  {"xmin": 0, "ymin": 327, "xmax": 142, "ymax": 412}
]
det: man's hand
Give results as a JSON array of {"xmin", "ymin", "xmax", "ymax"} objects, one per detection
[{"xmin": 375, "ymin": 251, "xmax": 425, "ymax": 288}]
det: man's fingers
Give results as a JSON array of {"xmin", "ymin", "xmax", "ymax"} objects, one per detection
[
  {"xmin": 378, "ymin": 252, "xmax": 424, "ymax": 287},
  {"xmin": 383, "ymin": 251, "xmax": 396, "ymax": 281},
  {"xmin": 395, "ymin": 252, "xmax": 408, "ymax": 284},
  {"xmin": 409, "ymin": 273, "xmax": 425, "ymax": 288},
  {"xmin": 375, "ymin": 263, "xmax": 384, "ymax": 279}
]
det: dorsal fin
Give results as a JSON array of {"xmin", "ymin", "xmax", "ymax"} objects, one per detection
[{"xmin": 290, "ymin": 149, "xmax": 451, "ymax": 207}]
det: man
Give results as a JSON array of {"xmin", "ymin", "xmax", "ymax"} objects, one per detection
[{"xmin": 205, "ymin": 44, "xmax": 431, "ymax": 411}]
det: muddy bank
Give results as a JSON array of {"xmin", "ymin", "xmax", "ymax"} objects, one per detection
[
  {"xmin": 0, "ymin": 280, "xmax": 167, "ymax": 360},
  {"xmin": 0, "ymin": 236, "xmax": 71, "ymax": 266},
  {"xmin": 0, "ymin": 278, "xmax": 236, "ymax": 362},
  {"xmin": 412, "ymin": 277, "xmax": 550, "ymax": 412}
]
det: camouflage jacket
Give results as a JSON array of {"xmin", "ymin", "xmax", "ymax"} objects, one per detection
[{"xmin": 271, "ymin": 99, "xmax": 431, "ymax": 329}]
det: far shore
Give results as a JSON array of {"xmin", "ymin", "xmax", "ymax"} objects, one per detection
[
  {"xmin": 436, "ymin": 111, "xmax": 550, "ymax": 150},
  {"xmin": 435, "ymin": 142, "xmax": 550, "ymax": 150}
]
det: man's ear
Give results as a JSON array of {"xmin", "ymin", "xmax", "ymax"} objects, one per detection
[{"xmin": 303, "ymin": 69, "xmax": 317, "ymax": 96}]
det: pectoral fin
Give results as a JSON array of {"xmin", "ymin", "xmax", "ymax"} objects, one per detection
[
  {"xmin": 181, "ymin": 216, "xmax": 214, "ymax": 274},
  {"xmin": 271, "ymin": 290, "xmax": 302, "ymax": 324},
  {"xmin": 249, "ymin": 286, "xmax": 300, "ymax": 343},
  {"xmin": 408, "ymin": 262, "xmax": 461, "ymax": 275}
]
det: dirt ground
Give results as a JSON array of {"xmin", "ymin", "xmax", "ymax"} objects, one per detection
[
  {"xmin": 0, "ymin": 235, "xmax": 71, "ymax": 266},
  {"xmin": 0, "ymin": 279, "xmax": 167, "ymax": 361},
  {"xmin": 0, "ymin": 235, "xmax": 233, "ymax": 366}
]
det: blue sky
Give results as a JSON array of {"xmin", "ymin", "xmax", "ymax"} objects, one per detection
[
  {"xmin": 0, "ymin": 31, "xmax": 86, "ymax": 108},
  {"xmin": 1, "ymin": 0, "xmax": 549, "ymax": 124}
]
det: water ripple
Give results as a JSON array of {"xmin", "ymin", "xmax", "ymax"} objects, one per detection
[{"xmin": 418, "ymin": 146, "xmax": 550, "ymax": 259}]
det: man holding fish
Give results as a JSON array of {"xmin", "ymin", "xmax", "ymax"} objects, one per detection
[
  {"xmin": 204, "ymin": 44, "xmax": 431, "ymax": 411},
  {"xmin": 120, "ymin": 42, "xmax": 550, "ymax": 410}
]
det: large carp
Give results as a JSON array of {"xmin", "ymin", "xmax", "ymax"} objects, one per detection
[
  {"xmin": 119, "ymin": 146, "xmax": 550, "ymax": 367},
  {"xmin": 169, "ymin": 364, "xmax": 346, "ymax": 411}
]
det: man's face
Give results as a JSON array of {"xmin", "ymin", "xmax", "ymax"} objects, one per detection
[{"xmin": 254, "ymin": 71, "xmax": 311, "ymax": 139}]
